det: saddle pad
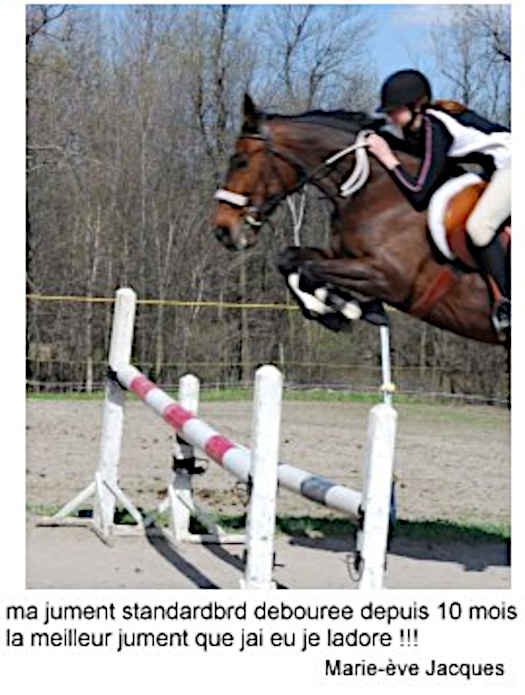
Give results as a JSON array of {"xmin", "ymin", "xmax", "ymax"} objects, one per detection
[{"xmin": 427, "ymin": 172, "xmax": 483, "ymax": 260}]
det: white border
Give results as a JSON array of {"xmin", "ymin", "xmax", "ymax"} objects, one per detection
[{"xmin": 2, "ymin": 2, "xmax": 522, "ymax": 692}]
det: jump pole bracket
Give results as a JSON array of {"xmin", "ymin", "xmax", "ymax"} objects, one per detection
[{"xmin": 148, "ymin": 372, "xmax": 248, "ymax": 546}]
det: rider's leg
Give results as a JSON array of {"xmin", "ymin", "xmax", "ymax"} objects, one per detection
[
  {"xmin": 466, "ymin": 166, "xmax": 511, "ymax": 294},
  {"xmin": 471, "ymin": 237, "xmax": 510, "ymax": 297},
  {"xmin": 466, "ymin": 166, "xmax": 511, "ymax": 331}
]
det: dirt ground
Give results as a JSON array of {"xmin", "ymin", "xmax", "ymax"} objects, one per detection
[{"xmin": 26, "ymin": 397, "xmax": 510, "ymax": 590}]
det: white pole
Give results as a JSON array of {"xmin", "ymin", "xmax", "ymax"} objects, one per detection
[
  {"xmin": 358, "ymin": 403, "xmax": 397, "ymax": 589},
  {"xmin": 276, "ymin": 465, "xmax": 361, "ymax": 517},
  {"xmin": 93, "ymin": 287, "xmax": 137, "ymax": 534},
  {"xmin": 240, "ymin": 365, "xmax": 282, "ymax": 589},
  {"xmin": 171, "ymin": 374, "xmax": 200, "ymax": 540},
  {"xmin": 117, "ymin": 362, "xmax": 364, "ymax": 518},
  {"xmin": 379, "ymin": 325, "xmax": 394, "ymax": 406}
]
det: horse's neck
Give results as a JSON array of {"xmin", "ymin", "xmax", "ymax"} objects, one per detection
[
  {"xmin": 283, "ymin": 124, "xmax": 354, "ymax": 163},
  {"xmin": 272, "ymin": 122, "xmax": 365, "ymax": 198}
]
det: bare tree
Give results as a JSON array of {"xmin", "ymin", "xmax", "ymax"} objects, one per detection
[
  {"xmin": 465, "ymin": 5, "xmax": 510, "ymax": 63},
  {"xmin": 25, "ymin": 4, "xmax": 508, "ymax": 400},
  {"xmin": 259, "ymin": 5, "xmax": 375, "ymax": 111},
  {"xmin": 26, "ymin": 4, "xmax": 69, "ymax": 49},
  {"xmin": 429, "ymin": 5, "xmax": 510, "ymax": 123}
]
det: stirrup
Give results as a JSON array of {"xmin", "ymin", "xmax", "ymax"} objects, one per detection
[{"xmin": 491, "ymin": 297, "xmax": 510, "ymax": 338}]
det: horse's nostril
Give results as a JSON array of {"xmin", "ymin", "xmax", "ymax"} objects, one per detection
[{"xmin": 215, "ymin": 227, "xmax": 228, "ymax": 243}]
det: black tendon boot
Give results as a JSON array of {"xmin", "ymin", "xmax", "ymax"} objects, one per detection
[{"xmin": 472, "ymin": 239, "xmax": 510, "ymax": 335}]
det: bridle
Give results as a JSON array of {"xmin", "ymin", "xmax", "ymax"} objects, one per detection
[{"xmin": 214, "ymin": 129, "xmax": 373, "ymax": 230}]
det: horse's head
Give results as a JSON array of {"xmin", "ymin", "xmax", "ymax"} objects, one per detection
[
  {"xmin": 213, "ymin": 94, "xmax": 299, "ymax": 251},
  {"xmin": 213, "ymin": 95, "xmax": 383, "ymax": 251}
]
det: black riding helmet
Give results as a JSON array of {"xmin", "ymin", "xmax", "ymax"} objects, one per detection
[{"xmin": 379, "ymin": 69, "xmax": 432, "ymax": 112}]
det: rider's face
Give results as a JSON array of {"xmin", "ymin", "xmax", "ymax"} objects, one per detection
[{"xmin": 387, "ymin": 106, "xmax": 412, "ymax": 128}]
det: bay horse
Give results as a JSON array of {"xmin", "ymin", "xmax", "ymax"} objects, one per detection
[{"xmin": 212, "ymin": 95, "xmax": 510, "ymax": 345}]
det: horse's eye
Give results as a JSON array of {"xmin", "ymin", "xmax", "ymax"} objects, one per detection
[{"xmin": 230, "ymin": 154, "xmax": 248, "ymax": 171}]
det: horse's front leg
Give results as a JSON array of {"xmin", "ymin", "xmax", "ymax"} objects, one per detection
[
  {"xmin": 276, "ymin": 245, "xmax": 333, "ymax": 273},
  {"xmin": 300, "ymin": 256, "xmax": 408, "ymax": 305},
  {"xmin": 275, "ymin": 246, "xmax": 349, "ymax": 331},
  {"xmin": 276, "ymin": 246, "xmax": 389, "ymax": 330},
  {"xmin": 277, "ymin": 246, "xmax": 391, "ymax": 299}
]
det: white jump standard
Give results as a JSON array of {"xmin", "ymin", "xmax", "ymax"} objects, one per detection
[
  {"xmin": 120, "ymin": 362, "xmax": 281, "ymax": 589},
  {"xmin": 40, "ymin": 286, "xmax": 398, "ymax": 590}
]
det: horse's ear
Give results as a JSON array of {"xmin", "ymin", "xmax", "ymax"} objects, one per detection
[{"xmin": 242, "ymin": 93, "xmax": 260, "ymax": 133}]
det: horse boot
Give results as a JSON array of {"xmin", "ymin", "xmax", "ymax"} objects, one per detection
[
  {"xmin": 297, "ymin": 263, "xmax": 363, "ymax": 327},
  {"xmin": 281, "ymin": 266, "xmax": 352, "ymax": 332},
  {"xmin": 471, "ymin": 238, "xmax": 510, "ymax": 337}
]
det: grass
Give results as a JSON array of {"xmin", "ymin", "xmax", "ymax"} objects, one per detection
[
  {"xmin": 26, "ymin": 387, "xmax": 504, "ymax": 408},
  {"xmin": 28, "ymin": 391, "xmax": 105, "ymax": 401},
  {"xmin": 27, "ymin": 504, "xmax": 509, "ymax": 543},
  {"xmin": 25, "ymin": 387, "xmax": 386, "ymax": 403}
]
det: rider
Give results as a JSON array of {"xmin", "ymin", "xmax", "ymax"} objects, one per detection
[{"xmin": 366, "ymin": 69, "xmax": 511, "ymax": 333}]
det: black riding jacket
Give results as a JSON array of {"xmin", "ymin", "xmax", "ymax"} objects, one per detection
[{"xmin": 381, "ymin": 107, "xmax": 510, "ymax": 212}]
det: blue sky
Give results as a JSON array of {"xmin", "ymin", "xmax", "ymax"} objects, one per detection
[
  {"xmin": 325, "ymin": 3, "xmax": 509, "ymax": 102},
  {"xmin": 357, "ymin": 3, "xmax": 508, "ymax": 95},
  {"xmin": 369, "ymin": 4, "xmax": 443, "ymax": 81},
  {"xmin": 95, "ymin": 3, "xmax": 508, "ymax": 101}
]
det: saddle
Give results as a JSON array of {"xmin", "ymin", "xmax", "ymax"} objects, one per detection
[{"xmin": 427, "ymin": 172, "xmax": 511, "ymax": 269}]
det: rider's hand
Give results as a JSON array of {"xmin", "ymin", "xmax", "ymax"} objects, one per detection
[{"xmin": 366, "ymin": 134, "xmax": 400, "ymax": 170}]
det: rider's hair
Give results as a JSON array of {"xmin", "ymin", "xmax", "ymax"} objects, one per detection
[
  {"xmin": 406, "ymin": 97, "xmax": 468, "ymax": 133},
  {"xmin": 428, "ymin": 99, "xmax": 468, "ymax": 114}
]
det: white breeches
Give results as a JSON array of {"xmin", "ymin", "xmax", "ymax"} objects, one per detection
[{"xmin": 466, "ymin": 165, "xmax": 511, "ymax": 247}]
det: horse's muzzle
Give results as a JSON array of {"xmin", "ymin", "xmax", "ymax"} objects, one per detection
[
  {"xmin": 214, "ymin": 224, "xmax": 257, "ymax": 251},
  {"xmin": 215, "ymin": 227, "xmax": 231, "ymax": 245},
  {"xmin": 214, "ymin": 226, "xmax": 241, "ymax": 251}
]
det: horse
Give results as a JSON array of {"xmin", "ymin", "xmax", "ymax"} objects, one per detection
[{"xmin": 212, "ymin": 94, "xmax": 510, "ymax": 346}]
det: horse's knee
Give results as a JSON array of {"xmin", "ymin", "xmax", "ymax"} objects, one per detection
[
  {"xmin": 276, "ymin": 246, "xmax": 327, "ymax": 274},
  {"xmin": 276, "ymin": 247, "xmax": 300, "ymax": 275}
]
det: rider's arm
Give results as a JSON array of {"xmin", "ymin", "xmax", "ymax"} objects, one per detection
[
  {"xmin": 380, "ymin": 129, "xmax": 420, "ymax": 156},
  {"xmin": 387, "ymin": 115, "xmax": 453, "ymax": 211}
]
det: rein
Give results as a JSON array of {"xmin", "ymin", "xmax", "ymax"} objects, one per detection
[{"xmin": 214, "ymin": 129, "xmax": 373, "ymax": 230}]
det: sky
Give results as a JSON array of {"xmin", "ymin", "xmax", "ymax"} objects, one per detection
[
  {"xmin": 342, "ymin": 3, "xmax": 509, "ymax": 97},
  {"xmin": 93, "ymin": 2, "xmax": 509, "ymax": 105},
  {"xmin": 369, "ymin": 4, "xmax": 447, "ymax": 82}
]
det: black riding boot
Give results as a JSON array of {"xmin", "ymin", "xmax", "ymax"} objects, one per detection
[{"xmin": 472, "ymin": 239, "xmax": 510, "ymax": 334}]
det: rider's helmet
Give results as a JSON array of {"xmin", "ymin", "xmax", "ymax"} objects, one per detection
[{"xmin": 379, "ymin": 69, "xmax": 432, "ymax": 113}]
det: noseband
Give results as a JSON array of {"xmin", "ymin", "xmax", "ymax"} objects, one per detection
[{"xmin": 214, "ymin": 130, "xmax": 373, "ymax": 229}]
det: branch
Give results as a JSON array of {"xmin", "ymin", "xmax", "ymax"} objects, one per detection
[
  {"xmin": 26, "ymin": 5, "xmax": 69, "ymax": 47},
  {"xmin": 492, "ymin": 29, "xmax": 511, "ymax": 63}
]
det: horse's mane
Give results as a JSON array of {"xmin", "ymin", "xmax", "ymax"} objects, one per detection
[{"xmin": 265, "ymin": 109, "xmax": 384, "ymax": 133}]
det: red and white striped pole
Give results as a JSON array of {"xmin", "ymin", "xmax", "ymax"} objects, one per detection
[{"xmin": 115, "ymin": 362, "xmax": 281, "ymax": 589}]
